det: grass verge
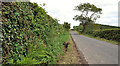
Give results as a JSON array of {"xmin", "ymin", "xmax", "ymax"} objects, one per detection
[
  {"xmin": 77, "ymin": 32, "xmax": 119, "ymax": 45},
  {"xmin": 57, "ymin": 34, "xmax": 83, "ymax": 64}
]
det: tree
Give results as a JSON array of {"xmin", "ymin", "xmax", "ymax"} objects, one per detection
[
  {"xmin": 63, "ymin": 22, "xmax": 70, "ymax": 31},
  {"xmin": 73, "ymin": 3, "xmax": 102, "ymax": 32}
]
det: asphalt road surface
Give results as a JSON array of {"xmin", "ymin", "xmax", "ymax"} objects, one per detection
[{"xmin": 71, "ymin": 31, "xmax": 118, "ymax": 64}]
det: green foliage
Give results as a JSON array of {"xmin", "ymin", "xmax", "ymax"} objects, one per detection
[
  {"xmin": 73, "ymin": 23, "xmax": 120, "ymax": 43},
  {"xmin": 2, "ymin": 2, "xmax": 69, "ymax": 64},
  {"xmin": 73, "ymin": 3, "xmax": 102, "ymax": 32},
  {"xmin": 84, "ymin": 24, "xmax": 120, "ymax": 34},
  {"xmin": 73, "ymin": 25, "xmax": 83, "ymax": 31},
  {"xmin": 83, "ymin": 24, "xmax": 120, "ymax": 42},
  {"xmin": 91, "ymin": 29, "xmax": 120, "ymax": 42},
  {"xmin": 73, "ymin": 3, "xmax": 102, "ymax": 23},
  {"xmin": 85, "ymin": 24, "xmax": 120, "ymax": 31},
  {"xmin": 63, "ymin": 22, "xmax": 70, "ymax": 31}
]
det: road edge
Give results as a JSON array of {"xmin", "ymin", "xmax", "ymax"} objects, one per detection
[{"xmin": 70, "ymin": 34, "xmax": 89, "ymax": 65}]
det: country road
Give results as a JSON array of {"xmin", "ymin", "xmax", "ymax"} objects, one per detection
[{"xmin": 70, "ymin": 31, "xmax": 118, "ymax": 64}]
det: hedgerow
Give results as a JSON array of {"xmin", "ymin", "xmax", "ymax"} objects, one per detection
[
  {"xmin": 92, "ymin": 29, "xmax": 120, "ymax": 42},
  {"xmin": 85, "ymin": 24, "xmax": 120, "ymax": 31},
  {"xmin": 73, "ymin": 23, "xmax": 120, "ymax": 44},
  {"xmin": 84, "ymin": 29, "xmax": 120, "ymax": 43},
  {"xmin": 2, "ymin": 2, "xmax": 69, "ymax": 64}
]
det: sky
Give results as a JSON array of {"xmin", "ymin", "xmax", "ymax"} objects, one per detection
[{"xmin": 30, "ymin": 0, "xmax": 119, "ymax": 29}]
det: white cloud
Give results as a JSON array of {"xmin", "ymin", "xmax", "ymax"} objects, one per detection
[{"xmin": 30, "ymin": 0, "xmax": 119, "ymax": 29}]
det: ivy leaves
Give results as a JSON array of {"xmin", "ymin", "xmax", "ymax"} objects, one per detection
[{"xmin": 2, "ymin": 2, "xmax": 68, "ymax": 64}]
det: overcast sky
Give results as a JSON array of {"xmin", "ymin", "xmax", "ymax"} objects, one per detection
[{"xmin": 30, "ymin": 0, "xmax": 119, "ymax": 29}]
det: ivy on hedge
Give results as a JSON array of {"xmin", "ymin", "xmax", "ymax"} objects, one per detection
[{"xmin": 2, "ymin": 2, "xmax": 69, "ymax": 64}]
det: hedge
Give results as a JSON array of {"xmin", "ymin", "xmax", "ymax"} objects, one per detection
[
  {"xmin": 85, "ymin": 29, "xmax": 120, "ymax": 42},
  {"xmin": 2, "ymin": 2, "xmax": 69, "ymax": 64}
]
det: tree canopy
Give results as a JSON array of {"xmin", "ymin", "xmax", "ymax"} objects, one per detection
[
  {"xmin": 73, "ymin": 3, "xmax": 102, "ymax": 32},
  {"xmin": 63, "ymin": 22, "xmax": 71, "ymax": 31}
]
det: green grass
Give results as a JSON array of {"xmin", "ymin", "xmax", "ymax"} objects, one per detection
[
  {"xmin": 81, "ymin": 33, "xmax": 119, "ymax": 45},
  {"xmin": 57, "ymin": 35, "xmax": 82, "ymax": 64},
  {"xmin": 66, "ymin": 34, "xmax": 72, "ymax": 51},
  {"xmin": 74, "ymin": 31, "xmax": 80, "ymax": 34},
  {"xmin": 75, "ymin": 31, "xmax": 119, "ymax": 45}
]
